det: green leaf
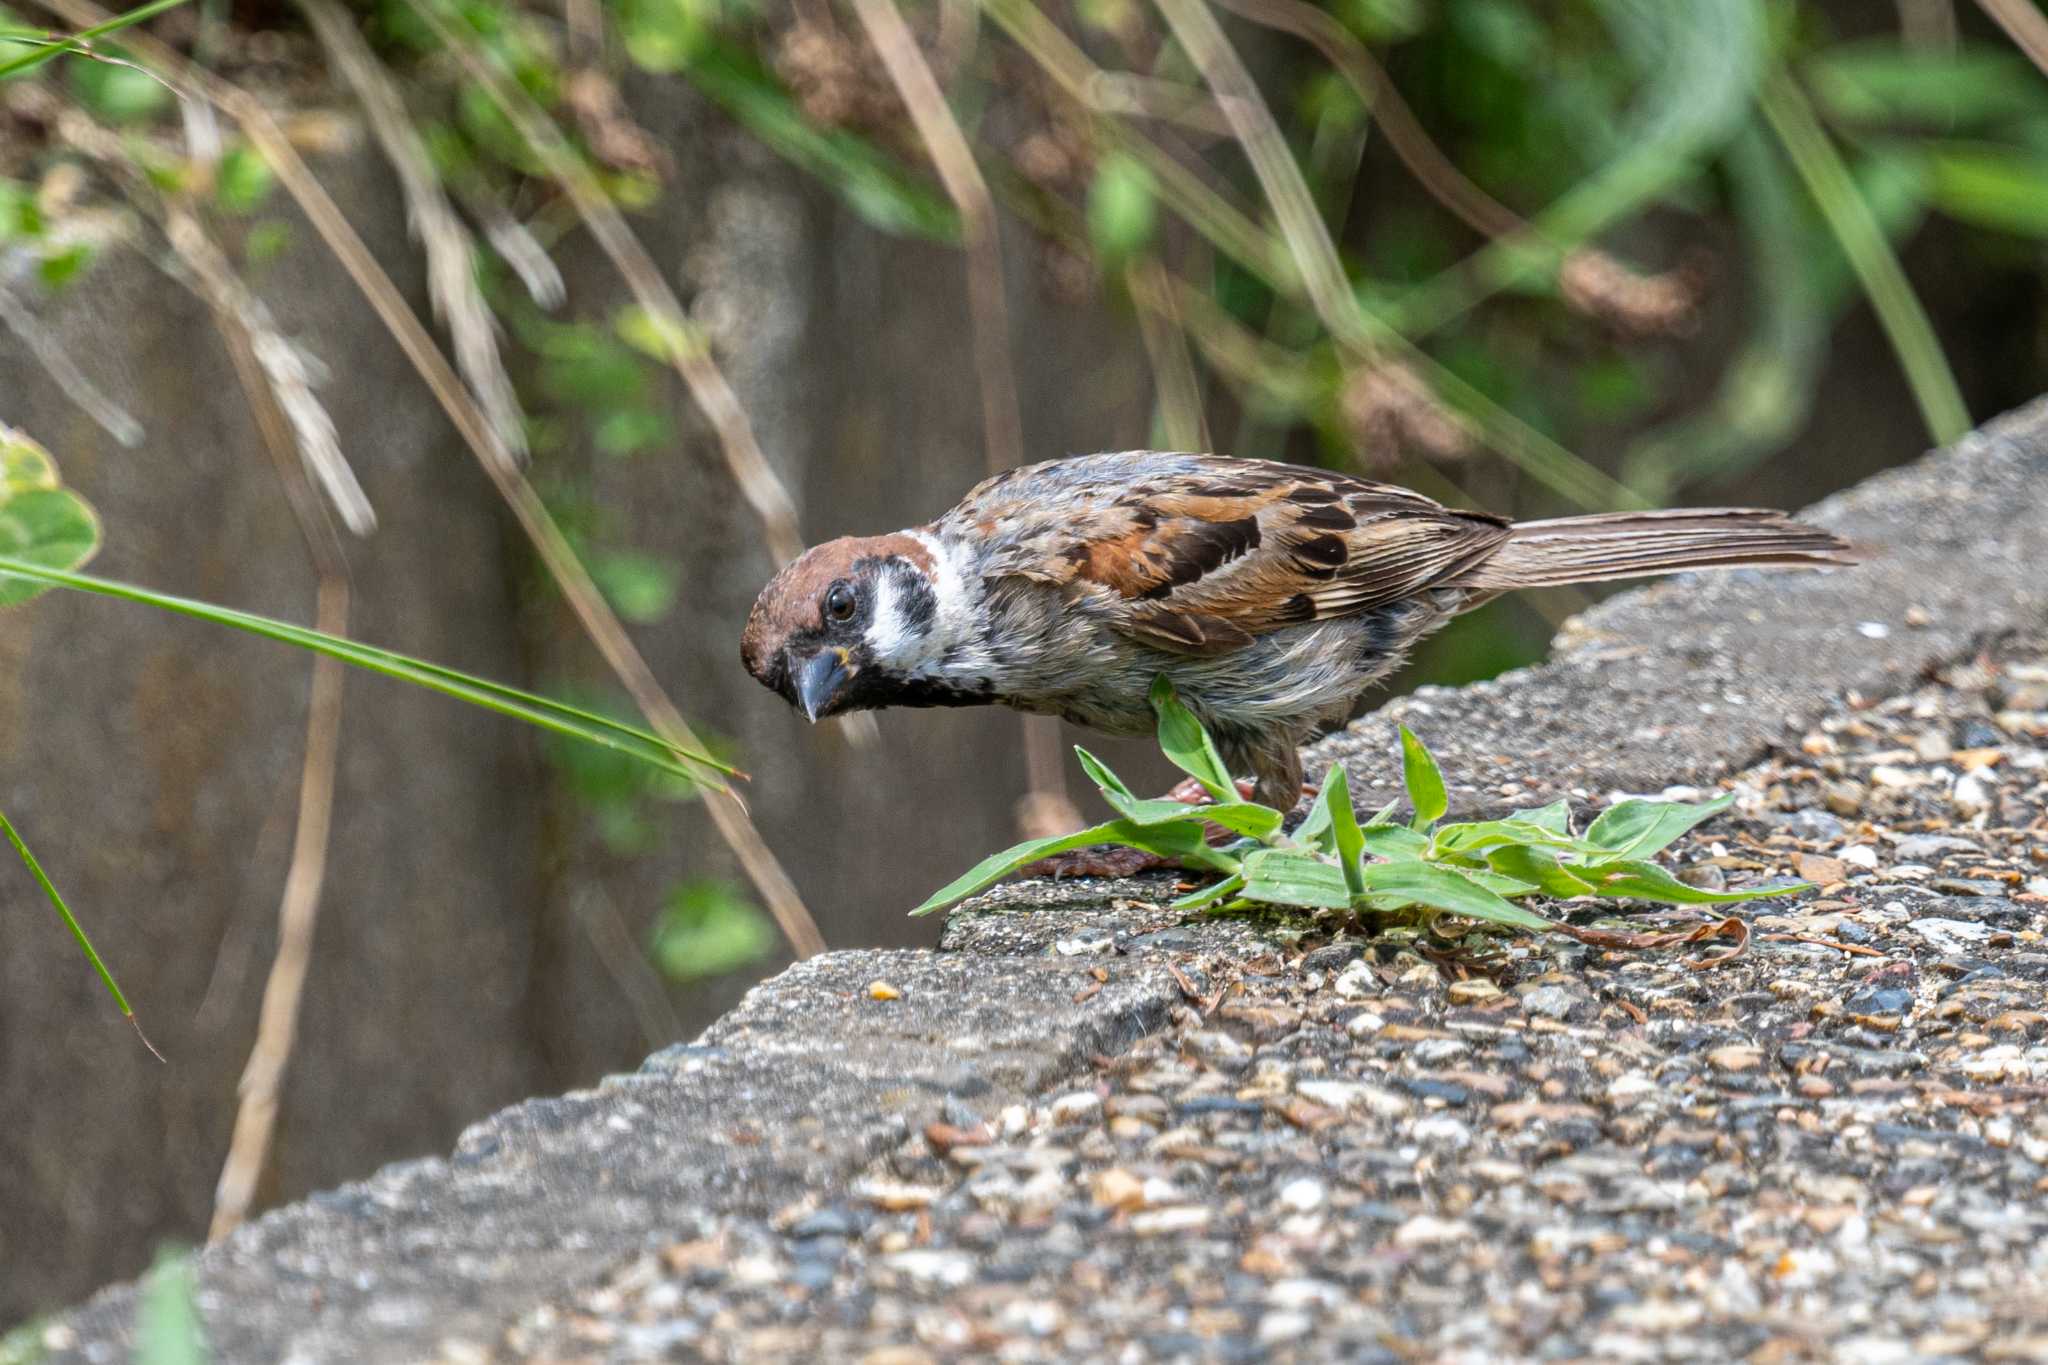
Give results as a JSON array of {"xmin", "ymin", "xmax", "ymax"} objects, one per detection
[
  {"xmin": 912, "ymin": 818, "xmax": 1228, "ymax": 916},
  {"xmin": 1807, "ymin": 41, "xmax": 2048, "ymax": 131},
  {"xmin": 1198, "ymin": 802, "xmax": 1285, "ymax": 840},
  {"xmin": 36, "ymin": 241, "xmax": 92, "ymax": 289},
  {"xmin": 650, "ymin": 879, "xmax": 776, "ymax": 979},
  {"xmin": 1087, "ymin": 151, "xmax": 1157, "ymax": 265},
  {"xmin": 1241, "ymin": 848, "xmax": 1352, "ymax": 910},
  {"xmin": 1356, "ymin": 858, "xmax": 1555, "ymax": 931},
  {"xmin": 0, "ymin": 431, "xmax": 56, "ymax": 492},
  {"xmin": 615, "ymin": 304, "xmax": 705, "ymax": 364},
  {"xmin": 0, "ymin": 426, "xmax": 100, "ymax": 607},
  {"xmin": 590, "ymin": 549, "xmax": 679, "ymax": 624},
  {"xmin": 1507, "ymin": 799, "xmax": 1573, "ymax": 836},
  {"xmin": 0, "ymin": 177, "xmax": 42, "ymax": 241},
  {"xmin": 1359, "ymin": 823, "xmax": 1429, "ymax": 860},
  {"xmin": 136, "ymin": 1246, "xmax": 205, "ymax": 1365},
  {"xmin": 1150, "ymin": 675, "xmax": 1234, "ymax": 800},
  {"xmin": 1924, "ymin": 143, "xmax": 2048, "ymax": 239},
  {"xmin": 1575, "ymin": 857, "xmax": 1807, "ymax": 905},
  {"xmin": 1583, "ymin": 793, "xmax": 1732, "ymax": 859},
  {"xmin": 618, "ymin": 0, "xmax": 715, "ymax": 72},
  {"xmin": 66, "ymin": 47, "xmax": 172, "ymax": 123},
  {"xmin": 1431, "ymin": 818, "xmax": 1581, "ymax": 856},
  {"xmin": 1171, "ymin": 872, "xmax": 1244, "ymax": 911},
  {"xmin": 1485, "ymin": 843, "xmax": 1597, "ymax": 897},
  {"xmin": 1293, "ymin": 765, "xmax": 1342, "ymax": 849},
  {"xmin": 1398, "ymin": 725, "xmax": 1447, "ymax": 829},
  {"xmin": 1293, "ymin": 766, "xmax": 1367, "ymax": 894},
  {"xmin": 214, "ymin": 144, "xmax": 276, "ymax": 215},
  {"xmin": 1098, "ymin": 793, "xmax": 1226, "ymax": 826},
  {"xmin": 1074, "ymin": 746, "xmax": 1135, "ymax": 800},
  {"xmin": 1461, "ymin": 867, "xmax": 1541, "ymax": 899}
]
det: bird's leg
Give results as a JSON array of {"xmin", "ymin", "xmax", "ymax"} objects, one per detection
[
  {"xmin": 1164, "ymin": 775, "xmax": 1259, "ymax": 805},
  {"xmin": 1248, "ymin": 743, "xmax": 1307, "ymax": 814}
]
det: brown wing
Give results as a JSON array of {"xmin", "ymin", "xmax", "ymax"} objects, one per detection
[{"xmin": 953, "ymin": 453, "xmax": 1511, "ymax": 656}]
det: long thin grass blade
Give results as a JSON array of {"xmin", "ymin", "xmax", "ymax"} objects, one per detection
[
  {"xmin": 1760, "ymin": 70, "xmax": 1970, "ymax": 444},
  {"xmin": 0, "ymin": 557, "xmax": 734, "ymax": 787},
  {"xmin": 1, "ymin": 809, "xmax": 163, "ymax": 1061}
]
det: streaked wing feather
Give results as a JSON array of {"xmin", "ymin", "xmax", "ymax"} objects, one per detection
[{"xmin": 953, "ymin": 453, "xmax": 1508, "ymax": 655}]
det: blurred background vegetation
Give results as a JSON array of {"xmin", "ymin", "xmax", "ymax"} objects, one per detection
[{"xmin": 3, "ymin": 0, "xmax": 2046, "ymax": 1323}]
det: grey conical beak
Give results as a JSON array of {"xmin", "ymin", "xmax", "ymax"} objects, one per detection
[{"xmin": 793, "ymin": 648, "xmax": 852, "ymax": 722}]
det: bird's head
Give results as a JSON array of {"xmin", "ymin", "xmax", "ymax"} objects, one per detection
[{"xmin": 740, "ymin": 532, "xmax": 959, "ymax": 721}]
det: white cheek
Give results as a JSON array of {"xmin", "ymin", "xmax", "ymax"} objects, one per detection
[{"xmin": 865, "ymin": 578, "xmax": 912, "ymax": 664}]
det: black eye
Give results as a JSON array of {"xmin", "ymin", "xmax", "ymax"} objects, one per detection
[{"xmin": 823, "ymin": 581, "xmax": 857, "ymax": 624}]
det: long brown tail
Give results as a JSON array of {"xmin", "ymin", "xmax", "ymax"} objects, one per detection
[{"xmin": 1461, "ymin": 508, "xmax": 1855, "ymax": 590}]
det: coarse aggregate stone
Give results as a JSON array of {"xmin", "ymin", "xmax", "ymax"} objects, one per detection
[{"xmin": 31, "ymin": 403, "xmax": 2048, "ymax": 1362}]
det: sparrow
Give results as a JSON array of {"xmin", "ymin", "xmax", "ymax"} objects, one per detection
[{"xmin": 741, "ymin": 452, "xmax": 1852, "ymax": 808}]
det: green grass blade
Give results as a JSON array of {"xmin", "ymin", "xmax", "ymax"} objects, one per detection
[
  {"xmin": 2, "ymin": 808, "xmax": 162, "ymax": 1062},
  {"xmin": 1583, "ymin": 794, "xmax": 1734, "ymax": 859},
  {"xmin": 1398, "ymin": 726, "xmax": 1448, "ymax": 830},
  {"xmin": 0, "ymin": 557, "xmax": 733, "ymax": 787},
  {"xmin": 1074, "ymin": 746, "xmax": 1135, "ymax": 800},
  {"xmin": 1240, "ymin": 848, "xmax": 1352, "ymax": 909},
  {"xmin": 1150, "ymin": 676, "xmax": 1235, "ymax": 799},
  {"xmin": 0, "ymin": 0, "xmax": 193, "ymax": 80},
  {"xmin": 136, "ymin": 1246, "xmax": 205, "ymax": 1365},
  {"xmin": 1356, "ymin": 858, "xmax": 1556, "ymax": 932},
  {"xmin": 1171, "ymin": 872, "xmax": 1244, "ymax": 911},
  {"xmin": 1760, "ymin": 70, "xmax": 1969, "ymax": 445},
  {"xmin": 911, "ymin": 818, "xmax": 1219, "ymax": 916}
]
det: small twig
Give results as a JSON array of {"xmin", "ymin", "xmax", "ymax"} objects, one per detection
[
  {"xmin": 303, "ymin": 0, "xmax": 528, "ymax": 464},
  {"xmin": 0, "ymin": 279, "xmax": 145, "ymax": 446},
  {"xmin": 1758, "ymin": 69, "xmax": 1969, "ymax": 446},
  {"xmin": 204, "ymin": 273, "xmax": 352, "ymax": 1240},
  {"xmin": 848, "ymin": 0, "xmax": 1079, "ymax": 835},
  {"xmin": 570, "ymin": 885, "xmax": 685, "ymax": 1048},
  {"xmin": 1898, "ymin": 0, "xmax": 1957, "ymax": 49},
  {"xmin": 1126, "ymin": 259, "xmax": 1210, "ymax": 450},
  {"xmin": 1082, "ymin": 71, "xmax": 1233, "ymax": 136},
  {"xmin": 1762, "ymin": 931, "xmax": 1886, "ymax": 958},
  {"xmin": 1975, "ymin": 0, "xmax": 2048, "ymax": 72}
]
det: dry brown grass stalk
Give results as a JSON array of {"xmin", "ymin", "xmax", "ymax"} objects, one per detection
[{"xmin": 847, "ymin": 0, "xmax": 1079, "ymax": 835}]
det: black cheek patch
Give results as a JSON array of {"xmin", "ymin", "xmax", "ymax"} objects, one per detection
[{"xmin": 892, "ymin": 564, "xmax": 939, "ymax": 635}]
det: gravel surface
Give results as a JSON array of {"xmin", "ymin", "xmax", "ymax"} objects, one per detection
[{"xmin": 513, "ymin": 635, "xmax": 2048, "ymax": 1363}]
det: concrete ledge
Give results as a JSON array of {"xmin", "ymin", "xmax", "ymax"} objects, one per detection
[{"xmin": 38, "ymin": 400, "xmax": 2048, "ymax": 1361}]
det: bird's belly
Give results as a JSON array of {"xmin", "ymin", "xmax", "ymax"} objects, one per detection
[{"xmin": 1012, "ymin": 603, "xmax": 1444, "ymax": 739}]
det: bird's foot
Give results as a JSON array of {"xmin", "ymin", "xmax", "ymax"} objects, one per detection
[{"xmin": 1014, "ymin": 844, "xmax": 1177, "ymax": 881}]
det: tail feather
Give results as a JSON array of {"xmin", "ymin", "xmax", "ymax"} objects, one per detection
[{"xmin": 1461, "ymin": 508, "xmax": 1854, "ymax": 590}]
